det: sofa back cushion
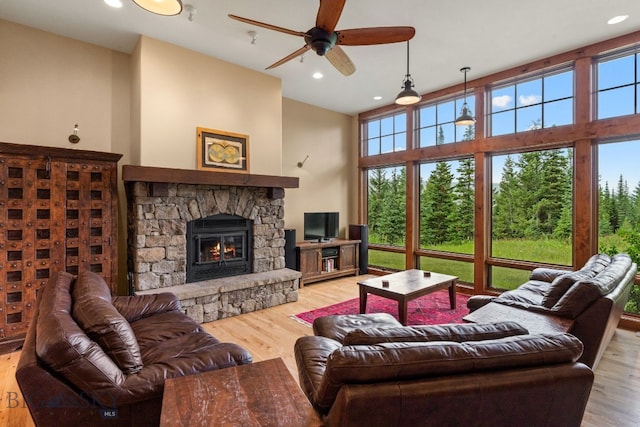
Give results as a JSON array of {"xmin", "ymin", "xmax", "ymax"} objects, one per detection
[
  {"xmin": 550, "ymin": 254, "xmax": 633, "ymax": 317},
  {"xmin": 541, "ymin": 253, "xmax": 613, "ymax": 308},
  {"xmin": 72, "ymin": 271, "xmax": 143, "ymax": 374},
  {"xmin": 313, "ymin": 333, "xmax": 583, "ymax": 411},
  {"xmin": 36, "ymin": 272, "xmax": 126, "ymax": 392},
  {"xmin": 343, "ymin": 321, "xmax": 529, "ymax": 346},
  {"xmin": 542, "ymin": 270, "xmax": 594, "ymax": 308}
]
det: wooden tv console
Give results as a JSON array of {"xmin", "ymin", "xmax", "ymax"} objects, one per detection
[{"xmin": 296, "ymin": 239, "xmax": 360, "ymax": 285}]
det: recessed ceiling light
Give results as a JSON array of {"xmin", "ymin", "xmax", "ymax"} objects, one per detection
[
  {"xmin": 312, "ymin": 72, "xmax": 323, "ymax": 79},
  {"xmin": 607, "ymin": 15, "xmax": 629, "ymax": 25},
  {"xmin": 104, "ymin": 0, "xmax": 123, "ymax": 8},
  {"xmin": 373, "ymin": 96, "xmax": 382, "ymax": 100}
]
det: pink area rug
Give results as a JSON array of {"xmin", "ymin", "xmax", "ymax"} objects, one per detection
[{"xmin": 292, "ymin": 290, "xmax": 470, "ymax": 326}]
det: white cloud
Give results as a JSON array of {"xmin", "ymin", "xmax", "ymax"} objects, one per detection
[
  {"xmin": 492, "ymin": 95, "xmax": 512, "ymax": 108},
  {"xmin": 519, "ymin": 94, "xmax": 542, "ymax": 106}
]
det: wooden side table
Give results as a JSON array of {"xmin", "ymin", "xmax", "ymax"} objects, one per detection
[{"xmin": 160, "ymin": 357, "xmax": 322, "ymax": 426}]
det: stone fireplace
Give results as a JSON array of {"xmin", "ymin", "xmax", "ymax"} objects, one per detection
[{"xmin": 123, "ymin": 166, "xmax": 301, "ymax": 323}]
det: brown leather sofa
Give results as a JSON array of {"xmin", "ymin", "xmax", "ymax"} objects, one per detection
[
  {"xmin": 16, "ymin": 271, "xmax": 252, "ymax": 427},
  {"xmin": 295, "ymin": 314, "xmax": 594, "ymax": 427},
  {"xmin": 467, "ymin": 253, "xmax": 636, "ymax": 368}
]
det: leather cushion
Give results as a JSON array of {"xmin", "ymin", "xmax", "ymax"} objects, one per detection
[
  {"xmin": 72, "ymin": 271, "xmax": 143, "ymax": 374},
  {"xmin": 343, "ymin": 321, "xmax": 529, "ymax": 346},
  {"xmin": 313, "ymin": 313, "xmax": 402, "ymax": 343},
  {"xmin": 312, "ymin": 333, "xmax": 584, "ymax": 411},
  {"xmin": 541, "ymin": 270, "xmax": 593, "ymax": 308}
]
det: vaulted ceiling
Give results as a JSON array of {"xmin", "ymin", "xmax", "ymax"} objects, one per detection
[{"xmin": 1, "ymin": 0, "xmax": 638, "ymax": 115}]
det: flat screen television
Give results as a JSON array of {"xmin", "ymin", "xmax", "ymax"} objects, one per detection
[{"xmin": 304, "ymin": 212, "xmax": 339, "ymax": 241}]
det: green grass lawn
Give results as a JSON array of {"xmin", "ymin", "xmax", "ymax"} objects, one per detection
[{"xmin": 369, "ymin": 235, "xmax": 631, "ymax": 292}]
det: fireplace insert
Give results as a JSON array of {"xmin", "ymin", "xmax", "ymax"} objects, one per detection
[{"xmin": 186, "ymin": 214, "xmax": 253, "ymax": 283}]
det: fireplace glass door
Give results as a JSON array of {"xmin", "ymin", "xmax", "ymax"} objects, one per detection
[
  {"xmin": 186, "ymin": 214, "xmax": 253, "ymax": 283},
  {"xmin": 197, "ymin": 234, "xmax": 245, "ymax": 264}
]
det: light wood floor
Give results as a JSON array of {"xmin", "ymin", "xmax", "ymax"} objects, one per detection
[{"xmin": 1, "ymin": 276, "xmax": 639, "ymax": 426}]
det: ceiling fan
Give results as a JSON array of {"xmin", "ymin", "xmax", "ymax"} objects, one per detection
[{"xmin": 229, "ymin": 0, "xmax": 415, "ymax": 76}]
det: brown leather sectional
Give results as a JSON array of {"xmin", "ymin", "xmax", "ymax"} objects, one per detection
[
  {"xmin": 15, "ymin": 271, "xmax": 252, "ymax": 427},
  {"xmin": 295, "ymin": 313, "xmax": 594, "ymax": 427},
  {"xmin": 467, "ymin": 253, "xmax": 636, "ymax": 368}
]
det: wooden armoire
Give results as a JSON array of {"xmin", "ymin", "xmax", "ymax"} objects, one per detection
[{"xmin": 0, "ymin": 142, "xmax": 121, "ymax": 352}]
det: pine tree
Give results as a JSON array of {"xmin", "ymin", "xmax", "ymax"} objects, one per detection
[
  {"xmin": 493, "ymin": 156, "xmax": 521, "ymax": 238},
  {"xmin": 421, "ymin": 162, "xmax": 454, "ymax": 244},
  {"xmin": 367, "ymin": 168, "xmax": 389, "ymax": 243},
  {"xmin": 448, "ymin": 159, "xmax": 475, "ymax": 242},
  {"xmin": 381, "ymin": 168, "xmax": 406, "ymax": 245}
]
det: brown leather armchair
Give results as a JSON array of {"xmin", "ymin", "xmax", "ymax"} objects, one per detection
[
  {"xmin": 295, "ymin": 315, "xmax": 594, "ymax": 427},
  {"xmin": 16, "ymin": 271, "xmax": 252, "ymax": 427}
]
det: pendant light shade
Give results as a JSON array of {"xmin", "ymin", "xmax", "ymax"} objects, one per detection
[
  {"xmin": 395, "ymin": 41, "xmax": 421, "ymax": 106},
  {"xmin": 455, "ymin": 66, "xmax": 476, "ymax": 126},
  {"xmin": 132, "ymin": 0, "xmax": 183, "ymax": 16}
]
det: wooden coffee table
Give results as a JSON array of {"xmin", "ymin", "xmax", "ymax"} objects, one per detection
[
  {"xmin": 358, "ymin": 269, "xmax": 458, "ymax": 325},
  {"xmin": 160, "ymin": 357, "xmax": 322, "ymax": 426}
]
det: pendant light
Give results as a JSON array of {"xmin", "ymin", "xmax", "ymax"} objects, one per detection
[
  {"xmin": 132, "ymin": 0, "xmax": 183, "ymax": 16},
  {"xmin": 395, "ymin": 41, "xmax": 421, "ymax": 106},
  {"xmin": 454, "ymin": 66, "xmax": 476, "ymax": 126}
]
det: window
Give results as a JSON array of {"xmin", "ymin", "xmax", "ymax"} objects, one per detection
[
  {"xmin": 598, "ymin": 139, "xmax": 640, "ymax": 315},
  {"xmin": 490, "ymin": 68, "xmax": 574, "ymax": 136},
  {"xmin": 419, "ymin": 159, "xmax": 475, "ymax": 253},
  {"xmin": 490, "ymin": 148, "xmax": 574, "ymax": 284},
  {"xmin": 597, "ymin": 50, "xmax": 640, "ymax": 119},
  {"xmin": 367, "ymin": 166, "xmax": 406, "ymax": 270},
  {"xmin": 416, "ymin": 95, "xmax": 476, "ymax": 147},
  {"xmin": 364, "ymin": 113, "xmax": 406, "ymax": 156}
]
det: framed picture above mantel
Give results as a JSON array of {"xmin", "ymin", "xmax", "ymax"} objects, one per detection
[{"xmin": 196, "ymin": 127, "xmax": 249, "ymax": 173}]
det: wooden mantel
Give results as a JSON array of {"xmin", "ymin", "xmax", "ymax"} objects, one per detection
[{"xmin": 122, "ymin": 165, "xmax": 299, "ymax": 188}]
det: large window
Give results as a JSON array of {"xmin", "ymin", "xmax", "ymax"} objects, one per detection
[
  {"xmin": 491, "ymin": 148, "xmax": 573, "ymax": 270},
  {"xmin": 490, "ymin": 68, "xmax": 574, "ymax": 136},
  {"xmin": 419, "ymin": 159, "xmax": 474, "ymax": 253},
  {"xmin": 598, "ymin": 139, "xmax": 640, "ymax": 315},
  {"xmin": 367, "ymin": 166, "xmax": 406, "ymax": 270},
  {"xmin": 358, "ymin": 35, "xmax": 640, "ymax": 327},
  {"xmin": 364, "ymin": 113, "xmax": 406, "ymax": 156},
  {"xmin": 416, "ymin": 95, "xmax": 475, "ymax": 146},
  {"xmin": 597, "ymin": 50, "xmax": 640, "ymax": 119}
]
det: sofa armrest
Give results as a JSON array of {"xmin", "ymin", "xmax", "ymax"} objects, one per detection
[
  {"xmin": 530, "ymin": 267, "xmax": 571, "ymax": 282},
  {"xmin": 467, "ymin": 294, "xmax": 497, "ymax": 312},
  {"xmin": 112, "ymin": 293, "xmax": 181, "ymax": 323},
  {"xmin": 294, "ymin": 335, "xmax": 343, "ymax": 409}
]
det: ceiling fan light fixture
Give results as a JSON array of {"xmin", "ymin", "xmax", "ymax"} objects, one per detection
[
  {"xmin": 132, "ymin": 0, "xmax": 183, "ymax": 16},
  {"xmin": 395, "ymin": 41, "xmax": 421, "ymax": 106},
  {"xmin": 455, "ymin": 66, "xmax": 476, "ymax": 126}
]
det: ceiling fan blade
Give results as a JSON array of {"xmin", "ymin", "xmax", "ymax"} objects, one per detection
[
  {"xmin": 316, "ymin": 0, "xmax": 346, "ymax": 33},
  {"xmin": 228, "ymin": 14, "xmax": 306, "ymax": 38},
  {"xmin": 337, "ymin": 26, "xmax": 416, "ymax": 46},
  {"xmin": 265, "ymin": 45, "xmax": 311, "ymax": 70},
  {"xmin": 325, "ymin": 46, "xmax": 355, "ymax": 76}
]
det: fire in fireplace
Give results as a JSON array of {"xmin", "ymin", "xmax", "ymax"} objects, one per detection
[{"xmin": 186, "ymin": 214, "xmax": 253, "ymax": 283}]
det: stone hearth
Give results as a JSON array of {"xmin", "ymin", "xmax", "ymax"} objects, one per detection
[{"xmin": 123, "ymin": 166, "xmax": 300, "ymax": 323}]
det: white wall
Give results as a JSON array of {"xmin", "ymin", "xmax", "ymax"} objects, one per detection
[
  {"xmin": 0, "ymin": 19, "xmax": 130, "ymax": 155},
  {"xmin": 134, "ymin": 36, "xmax": 283, "ymax": 175},
  {"xmin": 282, "ymin": 98, "xmax": 357, "ymax": 241}
]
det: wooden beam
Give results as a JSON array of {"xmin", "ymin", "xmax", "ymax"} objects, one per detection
[{"xmin": 122, "ymin": 165, "xmax": 299, "ymax": 188}]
